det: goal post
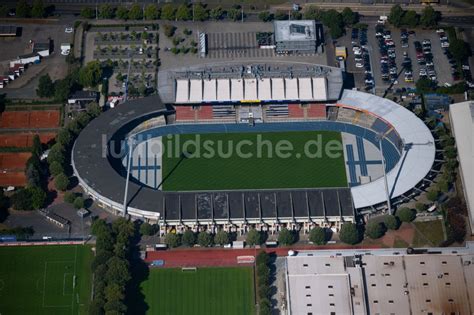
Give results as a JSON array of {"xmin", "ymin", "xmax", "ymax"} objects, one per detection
[{"xmin": 181, "ymin": 267, "xmax": 197, "ymax": 272}]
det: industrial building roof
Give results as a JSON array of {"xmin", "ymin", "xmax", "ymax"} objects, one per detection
[
  {"xmin": 0, "ymin": 25, "xmax": 17, "ymax": 36},
  {"xmin": 274, "ymin": 20, "xmax": 317, "ymax": 42},
  {"xmin": 449, "ymin": 101, "xmax": 474, "ymax": 233}
]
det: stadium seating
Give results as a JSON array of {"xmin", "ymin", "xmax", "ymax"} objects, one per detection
[
  {"xmin": 336, "ymin": 107, "xmax": 357, "ymax": 123},
  {"xmin": 371, "ymin": 118, "xmax": 390, "ymax": 134},
  {"xmin": 288, "ymin": 104, "xmax": 304, "ymax": 118},
  {"xmin": 307, "ymin": 104, "xmax": 327, "ymax": 119},
  {"xmin": 265, "ymin": 104, "xmax": 289, "ymax": 118},
  {"xmin": 175, "ymin": 106, "xmax": 195, "ymax": 121},
  {"xmin": 326, "ymin": 106, "xmax": 339, "ymax": 120},
  {"xmin": 354, "ymin": 112, "xmax": 377, "ymax": 129},
  {"xmin": 212, "ymin": 105, "xmax": 236, "ymax": 120},
  {"xmin": 197, "ymin": 105, "xmax": 214, "ymax": 120}
]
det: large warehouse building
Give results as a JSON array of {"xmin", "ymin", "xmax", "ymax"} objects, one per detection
[{"xmin": 449, "ymin": 101, "xmax": 474, "ymax": 234}]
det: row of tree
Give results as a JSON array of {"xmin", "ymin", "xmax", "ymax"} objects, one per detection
[
  {"xmin": 389, "ymin": 4, "xmax": 440, "ymax": 28},
  {"xmin": 90, "ymin": 218, "xmax": 134, "ymax": 314},
  {"xmin": 302, "ymin": 6, "xmax": 359, "ymax": 39},
  {"xmin": 0, "ymin": 0, "xmax": 51, "ymax": 19},
  {"xmin": 10, "ymin": 135, "xmax": 47, "ymax": 211},
  {"xmin": 37, "ymin": 61, "xmax": 104, "ymax": 101},
  {"xmin": 81, "ymin": 3, "xmax": 239, "ymax": 22},
  {"xmin": 164, "ymin": 229, "xmax": 230, "ymax": 248},
  {"xmin": 256, "ymin": 251, "xmax": 271, "ymax": 315}
]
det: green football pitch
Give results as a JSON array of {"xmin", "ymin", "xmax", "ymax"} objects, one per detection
[
  {"xmin": 161, "ymin": 130, "xmax": 347, "ymax": 191},
  {"xmin": 0, "ymin": 245, "xmax": 93, "ymax": 315},
  {"xmin": 141, "ymin": 267, "xmax": 255, "ymax": 315}
]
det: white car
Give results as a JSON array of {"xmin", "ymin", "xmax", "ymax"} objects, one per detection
[
  {"xmin": 436, "ymin": 28, "xmax": 445, "ymax": 33},
  {"xmin": 65, "ymin": 27, "xmax": 73, "ymax": 33},
  {"xmin": 61, "ymin": 49, "xmax": 70, "ymax": 56},
  {"xmin": 355, "ymin": 63, "xmax": 364, "ymax": 68}
]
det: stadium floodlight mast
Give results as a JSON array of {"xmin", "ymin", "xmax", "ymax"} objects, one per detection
[
  {"xmin": 122, "ymin": 137, "xmax": 136, "ymax": 217},
  {"xmin": 376, "ymin": 132, "xmax": 392, "ymax": 215}
]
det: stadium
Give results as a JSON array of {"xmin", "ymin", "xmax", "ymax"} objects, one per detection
[{"xmin": 73, "ymin": 61, "xmax": 437, "ymax": 235}]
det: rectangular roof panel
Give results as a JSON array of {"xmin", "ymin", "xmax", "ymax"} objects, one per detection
[
  {"xmin": 313, "ymin": 77, "xmax": 327, "ymax": 101},
  {"xmin": 175, "ymin": 79, "xmax": 189, "ymax": 103},
  {"xmin": 230, "ymin": 79, "xmax": 244, "ymax": 101},
  {"xmin": 244, "ymin": 79, "xmax": 258, "ymax": 100},
  {"xmin": 189, "ymin": 79, "xmax": 203, "ymax": 103},
  {"xmin": 203, "ymin": 79, "xmax": 217, "ymax": 102},
  {"xmin": 271, "ymin": 78, "xmax": 285, "ymax": 100},
  {"xmin": 298, "ymin": 77, "xmax": 313, "ymax": 100},
  {"xmin": 217, "ymin": 79, "xmax": 230, "ymax": 101},
  {"xmin": 258, "ymin": 78, "xmax": 272, "ymax": 101},
  {"xmin": 285, "ymin": 78, "xmax": 299, "ymax": 100}
]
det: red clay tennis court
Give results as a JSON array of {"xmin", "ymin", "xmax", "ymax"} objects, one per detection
[
  {"xmin": 0, "ymin": 110, "xmax": 60, "ymax": 129},
  {"xmin": 0, "ymin": 172, "xmax": 27, "ymax": 186},
  {"xmin": 0, "ymin": 152, "xmax": 31, "ymax": 170},
  {"xmin": 0, "ymin": 133, "xmax": 56, "ymax": 148}
]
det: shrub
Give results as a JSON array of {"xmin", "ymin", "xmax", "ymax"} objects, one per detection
[
  {"xmin": 181, "ymin": 229, "xmax": 196, "ymax": 247},
  {"xmin": 197, "ymin": 231, "xmax": 213, "ymax": 247},
  {"xmin": 339, "ymin": 223, "xmax": 361, "ymax": 245},
  {"xmin": 383, "ymin": 215, "xmax": 400, "ymax": 230},
  {"xmin": 73, "ymin": 196, "xmax": 85, "ymax": 209},
  {"xmin": 49, "ymin": 161, "xmax": 64, "ymax": 177},
  {"xmin": 54, "ymin": 173, "xmax": 69, "ymax": 191},
  {"xmin": 64, "ymin": 191, "xmax": 76, "ymax": 204},
  {"xmin": 246, "ymin": 228, "xmax": 262, "ymax": 246},
  {"xmin": 365, "ymin": 220, "xmax": 386, "ymax": 239},
  {"xmin": 164, "ymin": 233, "xmax": 180, "ymax": 248},
  {"xmin": 139, "ymin": 222, "xmax": 154, "ymax": 236},
  {"xmin": 214, "ymin": 230, "xmax": 229, "ymax": 246},
  {"xmin": 309, "ymin": 226, "xmax": 326, "ymax": 245},
  {"xmin": 163, "ymin": 24, "xmax": 176, "ymax": 37},
  {"xmin": 397, "ymin": 207, "xmax": 416, "ymax": 222}
]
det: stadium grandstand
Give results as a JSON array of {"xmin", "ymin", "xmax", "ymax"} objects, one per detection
[{"xmin": 73, "ymin": 63, "xmax": 436, "ymax": 235}]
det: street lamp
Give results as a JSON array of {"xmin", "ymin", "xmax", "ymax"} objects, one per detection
[{"xmin": 375, "ymin": 132, "xmax": 392, "ymax": 215}]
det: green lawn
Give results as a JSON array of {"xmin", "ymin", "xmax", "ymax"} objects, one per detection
[
  {"xmin": 162, "ymin": 130, "xmax": 347, "ymax": 191},
  {"xmin": 142, "ymin": 267, "xmax": 255, "ymax": 315},
  {"xmin": 0, "ymin": 245, "xmax": 93, "ymax": 315},
  {"xmin": 412, "ymin": 220, "xmax": 446, "ymax": 247}
]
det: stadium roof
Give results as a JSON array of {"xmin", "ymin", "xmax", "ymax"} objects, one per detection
[
  {"xmin": 449, "ymin": 101, "xmax": 474, "ymax": 233},
  {"xmin": 340, "ymin": 90, "xmax": 436, "ymax": 209},
  {"xmin": 158, "ymin": 61, "xmax": 343, "ymax": 104}
]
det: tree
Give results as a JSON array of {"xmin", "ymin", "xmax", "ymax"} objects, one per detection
[
  {"xmin": 165, "ymin": 233, "xmax": 180, "ymax": 248},
  {"xmin": 163, "ymin": 24, "xmax": 176, "ymax": 38},
  {"xmin": 0, "ymin": 5, "xmax": 8, "ymax": 17},
  {"xmin": 258, "ymin": 11, "xmax": 273, "ymax": 22},
  {"xmin": 176, "ymin": 5, "xmax": 191, "ymax": 21},
  {"xmin": 161, "ymin": 4, "xmax": 175, "ymax": 20},
  {"xmin": 274, "ymin": 11, "xmax": 288, "ymax": 20},
  {"xmin": 193, "ymin": 4, "xmax": 208, "ymax": 21},
  {"xmin": 227, "ymin": 8, "xmax": 241, "ymax": 21},
  {"xmin": 427, "ymin": 189, "xmax": 439, "ymax": 202},
  {"xmin": 303, "ymin": 5, "xmax": 322, "ymax": 20},
  {"xmin": 115, "ymin": 6, "xmax": 128, "ymax": 20},
  {"xmin": 73, "ymin": 196, "xmax": 85, "ymax": 209},
  {"xmin": 80, "ymin": 7, "xmax": 94, "ymax": 19},
  {"xmin": 128, "ymin": 4, "xmax": 143, "ymax": 20},
  {"xmin": 31, "ymin": 135, "xmax": 42, "ymax": 158},
  {"xmin": 437, "ymin": 179, "xmax": 449, "ymax": 193},
  {"xmin": 99, "ymin": 4, "xmax": 114, "ymax": 19},
  {"xmin": 105, "ymin": 256, "xmax": 130, "ymax": 287},
  {"xmin": 56, "ymin": 128, "xmax": 72, "ymax": 147},
  {"xmin": 246, "ymin": 228, "xmax": 262, "ymax": 246},
  {"xmin": 209, "ymin": 6, "xmax": 224, "ymax": 20},
  {"xmin": 397, "ymin": 207, "xmax": 416, "ymax": 222},
  {"xmin": 64, "ymin": 191, "xmax": 76, "ymax": 204},
  {"xmin": 37, "ymin": 74, "xmax": 54, "ymax": 98},
  {"xmin": 383, "ymin": 215, "xmax": 400, "ymax": 230},
  {"xmin": 87, "ymin": 102, "xmax": 102, "ymax": 118},
  {"xmin": 26, "ymin": 163, "xmax": 41, "ymax": 187},
  {"xmin": 54, "ymin": 173, "xmax": 69, "ymax": 191},
  {"xmin": 105, "ymin": 283, "xmax": 124, "ymax": 303},
  {"xmin": 321, "ymin": 10, "xmax": 344, "ymax": 39},
  {"xmin": 309, "ymin": 226, "xmax": 326, "ymax": 245},
  {"xmin": 28, "ymin": 186, "xmax": 45, "ymax": 209},
  {"xmin": 53, "ymin": 78, "xmax": 72, "ymax": 101},
  {"xmin": 365, "ymin": 220, "xmax": 386, "ymax": 239},
  {"xmin": 10, "ymin": 189, "xmax": 32, "ymax": 210},
  {"xmin": 388, "ymin": 4, "xmax": 405, "ymax": 27},
  {"xmin": 31, "ymin": 0, "xmax": 45, "ymax": 18},
  {"xmin": 449, "ymin": 39, "xmax": 471, "ymax": 63},
  {"xmin": 416, "ymin": 77, "xmax": 435, "ymax": 93},
  {"xmin": 214, "ymin": 230, "xmax": 229, "ymax": 246},
  {"xmin": 401, "ymin": 10, "xmax": 419, "ymax": 28},
  {"xmin": 181, "ymin": 229, "xmax": 196, "ymax": 247},
  {"xmin": 339, "ymin": 223, "xmax": 361, "ymax": 245},
  {"xmin": 278, "ymin": 227, "xmax": 295, "ymax": 245},
  {"xmin": 415, "ymin": 202, "xmax": 427, "ymax": 212},
  {"xmin": 47, "ymin": 143, "xmax": 65, "ymax": 166},
  {"xmin": 342, "ymin": 7, "xmax": 358, "ymax": 26},
  {"xmin": 16, "ymin": 0, "xmax": 30, "ymax": 18},
  {"xmin": 291, "ymin": 11, "xmax": 302, "ymax": 20},
  {"xmin": 139, "ymin": 222, "xmax": 154, "ymax": 236},
  {"xmin": 197, "ymin": 231, "xmax": 213, "ymax": 247},
  {"xmin": 420, "ymin": 5, "xmax": 440, "ymax": 28},
  {"xmin": 79, "ymin": 61, "xmax": 103, "ymax": 87},
  {"xmin": 144, "ymin": 4, "xmax": 159, "ymax": 20}
]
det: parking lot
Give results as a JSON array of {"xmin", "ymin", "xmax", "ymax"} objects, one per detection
[{"xmin": 336, "ymin": 23, "xmax": 467, "ymax": 96}]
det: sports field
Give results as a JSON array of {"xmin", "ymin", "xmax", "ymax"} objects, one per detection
[
  {"xmin": 0, "ymin": 245, "xmax": 93, "ymax": 315},
  {"xmin": 142, "ymin": 267, "xmax": 255, "ymax": 315},
  {"xmin": 162, "ymin": 130, "xmax": 347, "ymax": 191}
]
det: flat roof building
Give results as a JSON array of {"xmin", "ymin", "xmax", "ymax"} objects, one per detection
[
  {"xmin": 273, "ymin": 20, "xmax": 322, "ymax": 54},
  {"xmin": 449, "ymin": 101, "xmax": 474, "ymax": 234},
  {"xmin": 287, "ymin": 244, "xmax": 474, "ymax": 315},
  {"xmin": 0, "ymin": 25, "xmax": 18, "ymax": 37}
]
